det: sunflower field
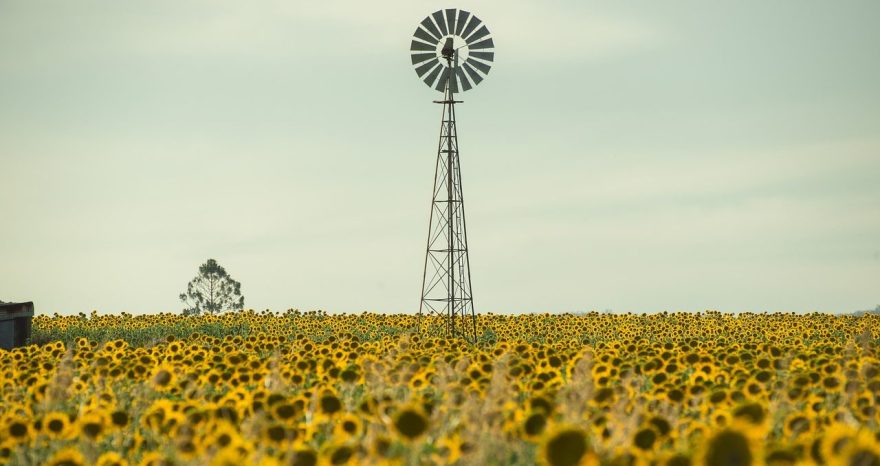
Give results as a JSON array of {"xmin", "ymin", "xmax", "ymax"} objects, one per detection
[{"xmin": 2, "ymin": 310, "xmax": 879, "ymax": 466}]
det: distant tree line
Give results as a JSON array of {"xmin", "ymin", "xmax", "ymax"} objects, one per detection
[{"xmin": 852, "ymin": 305, "xmax": 880, "ymax": 316}]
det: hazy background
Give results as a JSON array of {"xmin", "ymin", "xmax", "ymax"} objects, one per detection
[{"xmin": 1, "ymin": 1, "xmax": 878, "ymax": 315}]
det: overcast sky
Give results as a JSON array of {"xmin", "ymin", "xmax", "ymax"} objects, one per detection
[{"xmin": 1, "ymin": 1, "xmax": 878, "ymax": 315}]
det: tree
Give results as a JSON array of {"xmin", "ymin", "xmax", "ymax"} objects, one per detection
[{"xmin": 179, "ymin": 259, "xmax": 245, "ymax": 315}]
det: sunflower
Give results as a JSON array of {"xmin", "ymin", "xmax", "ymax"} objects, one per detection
[
  {"xmin": 697, "ymin": 428, "xmax": 757, "ymax": 466},
  {"xmin": 262, "ymin": 421, "xmax": 294, "ymax": 446},
  {"xmin": 172, "ymin": 426, "xmax": 201, "ymax": 461},
  {"xmin": 764, "ymin": 447, "xmax": 798, "ymax": 466},
  {"xmin": 822, "ymin": 375, "xmax": 843, "ymax": 393},
  {"xmin": 150, "ymin": 363, "xmax": 177, "ymax": 391},
  {"xmin": 539, "ymin": 426, "xmax": 596, "ymax": 466},
  {"xmin": 141, "ymin": 399, "xmax": 180, "ymax": 434},
  {"xmin": 42, "ymin": 411, "xmax": 71, "ymax": 439},
  {"xmin": 2, "ymin": 416, "xmax": 32, "ymax": 444},
  {"xmin": 370, "ymin": 435, "xmax": 392, "ymax": 458},
  {"xmin": 96, "ymin": 451, "xmax": 129, "ymax": 466},
  {"xmin": 110, "ymin": 409, "xmax": 130, "ymax": 429},
  {"xmin": 333, "ymin": 414, "xmax": 362, "ymax": 438},
  {"xmin": 392, "ymin": 406, "xmax": 429, "ymax": 440},
  {"xmin": 435, "ymin": 433, "xmax": 471, "ymax": 464},
  {"xmin": 831, "ymin": 430, "xmax": 880, "ymax": 466},
  {"xmin": 271, "ymin": 402, "xmax": 299, "ymax": 422},
  {"xmin": 408, "ymin": 373, "xmax": 428, "ymax": 390},
  {"xmin": 321, "ymin": 443, "xmax": 356, "ymax": 465},
  {"xmin": 78, "ymin": 410, "xmax": 110, "ymax": 441},
  {"xmin": 209, "ymin": 444, "xmax": 251, "ymax": 466},
  {"xmin": 137, "ymin": 451, "xmax": 174, "ymax": 466},
  {"xmin": 286, "ymin": 447, "xmax": 319, "ymax": 466},
  {"xmin": 821, "ymin": 423, "xmax": 858, "ymax": 465},
  {"xmin": 664, "ymin": 453, "xmax": 692, "ymax": 466},
  {"xmin": 44, "ymin": 447, "xmax": 87, "ymax": 466},
  {"xmin": 248, "ymin": 453, "xmax": 283, "ymax": 466},
  {"xmin": 317, "ymin": 391, "xmax": 343, "ymax": 417},
  {"xmin": 521, "ymin": 410, "xmax": 549, "ymax": 439},
  {"xmin": 782, "ymin": 414, "xmax": 812, "ymax": 439},
  {"xmin": 633, "ymin": 426, "xmax": 658, "ymax": 452},
  {"xmin": 208, "ymin": 421, "xmax": 243, "ymax": 451},
  {"xmin": 530, "ymin": 395, "xmax": 555, "ymax": 415}
]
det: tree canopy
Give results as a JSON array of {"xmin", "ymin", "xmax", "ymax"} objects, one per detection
[{"xmin": 179, "ymin": 259, "xmax": 244, "ymax": 315}]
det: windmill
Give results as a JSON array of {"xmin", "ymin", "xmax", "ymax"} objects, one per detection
[{"xmin": 410, "ymin": 9, "xmax": 494, "ymax": 342}]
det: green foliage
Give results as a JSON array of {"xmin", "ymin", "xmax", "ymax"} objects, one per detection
[
  {"xmin": 29, "ymin": 319, "xmax": 250, "ymax": 347},
  {"xmin": 477, "ymin": 327, "xmax": 498, "ymax": 346},
  {"xmin": 179, "ymin": 258, "xmax": 245, "ymax": 315}
]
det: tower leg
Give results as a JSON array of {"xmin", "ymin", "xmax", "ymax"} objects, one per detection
[{"xmin": 418, "ymin": 73, "xmax": 477, "ymax": 343}]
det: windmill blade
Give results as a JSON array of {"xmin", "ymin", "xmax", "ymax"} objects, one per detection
[
  {"xmin": 468, "ymin": 37, "xmax": 494, "ymax": 50},
  {"xmin": 455, "ymin": 11, "xmax": 471, "ymax": 36},
  {"xmin": 455, "ymin": 66, "xmax": 472, "ymax": 91},
  {"xmin": 468, "ymin": 55, "xmax": 493, "ymax": 69},
  {"xmin": 411, "ymin": 52, "xmax": 436, "ymax": 65},
  {"xmin": 432, "ymin": 11, "xmax": 448, "ymax": 37},
  {"xmin": 469, "ymin": 51, "xmax": 494, "ymax": 62},
  {"xmin": 434, "ymin": 67, "xmax": 451, "ymax": 92},
  {"xmin": 410, "ymin": 40, "xmax": 435, "ymax": 52},
  {"xmin": 462, "ymin": 62, "xmax": 484, "ymax": 86},
  {"xmin": 415, "ymin": 58, "xmax": 440, "ymax": 78},
  {"xmin": 415, "ymin": 58, "xmax": 440, "ymax": 77},
  {"xmin": 461, "ymin": 15, "xmax": 481, "ymax": 40},
  {"xmin": 466, "ymin": 57, "xmax": 491, "ymax": 74},
  {"xmin": 414, "ymin": 27, "xmax": 439, "ymax": 45},
  {"xmin": 445, "ymin": 9, "xmax": 458, "ymax": 36},
  {"xmin": 423, "ymin": 63, "xmax": 444, "ymax": 88},
  {"xmin": 465, "ymin": 24, "xmax": 490, "ymax": 43},
  {"xmin": 420, "ymin": 17, "xmax": 442, "ymax": 41}
]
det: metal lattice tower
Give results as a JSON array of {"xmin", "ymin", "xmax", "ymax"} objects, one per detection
[{"xmin": 409, "ymin": 9, "xmax": 494, "ymax": 342}]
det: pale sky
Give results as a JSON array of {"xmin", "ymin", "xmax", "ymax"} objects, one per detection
[{"xmin": 1, "ymin": 1, "xmax": 878, "ymax": 315}]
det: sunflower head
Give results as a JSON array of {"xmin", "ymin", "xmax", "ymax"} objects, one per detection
[
  {"xmin": 540, "ymin": 426, "xmax": 595, "ymax": 466},
  {"xmin": 2, "ymin": 416, "xmax": 32, "ymax": 444},
  {"xmin": 633, "ymin": 426, "xmax": 658, "ymax": 451},
  {"xmin": 78, "ymin": 410, "xmax": 110, "ymax": 441},
  {"xmin": 96, "ymin": 451, "xmax": 129, "ymax": 466},
  {"xmin": 322, "ymin": 443, "xmax": 357, "ymax": 465},
  {"xmin": 830, "ymin": 429, "xmax": 880, "ymax": 466},
  {"xmin": 45, "ymin": 447, "xmax": 87, "ymax": 466},
  {"xmin": 699, "ymin": 429, "xmax": 756, "ymax": 466},
  {"xmin": 150, "ymin": 364, "xmax": 177, "ymax": 391},
  {"xmin": 334, "ymin": 414, "xmax": 362, "ymax": 438},
  {"xmin": 316, "ymin": 389, "xmax": 343, "ymax": 417},
  {"xmin": 392, "ymin": 406, "xmax": 429, "ymax": 440},
  {"xmin": 42, "ymin": 412, "xmax": 71, "ymax": 439},
  {"xmin": 522, "ymin": 410, "xmax": 549, "ymax": 439}
]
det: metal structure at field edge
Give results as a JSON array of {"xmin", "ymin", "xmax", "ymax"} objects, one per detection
[{"xmin": 410, "ymin": 9, "xmax": 494, "ymax": 343}]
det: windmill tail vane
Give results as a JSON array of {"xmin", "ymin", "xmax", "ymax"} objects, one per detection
[{"xmin": 410, "ymin": 9, "xmax": 494, "ymax": 342}]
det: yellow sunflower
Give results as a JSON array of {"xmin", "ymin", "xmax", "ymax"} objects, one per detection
[
  {"xmin": 78, "ymin": 410, "xmax": 110, "ymax": 441},
  {"xmin": 42, "ymin": 412, "xmax": 71, "ymax": 439},
  {"xmin": 45, "ymin": 447, "xmax": 87, "ymax": 466},
  {"xmin": 96, "ymin": 451, "xmax": 130, "ymax": 466},
  {"xmin": 695, "ymin": 428, "xmax": 760, "ymax": 466},
  {"xmin": 149, "ymin": 363, "xmax": 177, "ymax": 391},
  {"xmin": 539, "ymin": 426, "xmax": 597, "ymax": 466},
  {"xmin": 392, "ymin": 405, "xmax": 430, "ymax": 441}
]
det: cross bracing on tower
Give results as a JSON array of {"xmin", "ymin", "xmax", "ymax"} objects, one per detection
[{"xmin": 409, "ymin": 9, "xmax": 494, "ymax": 343}]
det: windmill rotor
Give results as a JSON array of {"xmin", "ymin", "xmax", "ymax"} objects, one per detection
[{"xmin": 410, "ymin": 8, "xmax": 494, "ymax": 92}]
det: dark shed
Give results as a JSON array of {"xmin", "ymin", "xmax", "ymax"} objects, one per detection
[{"xmin": 0, "ymin": 301, "xmax": 34, "ymax": 350}]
